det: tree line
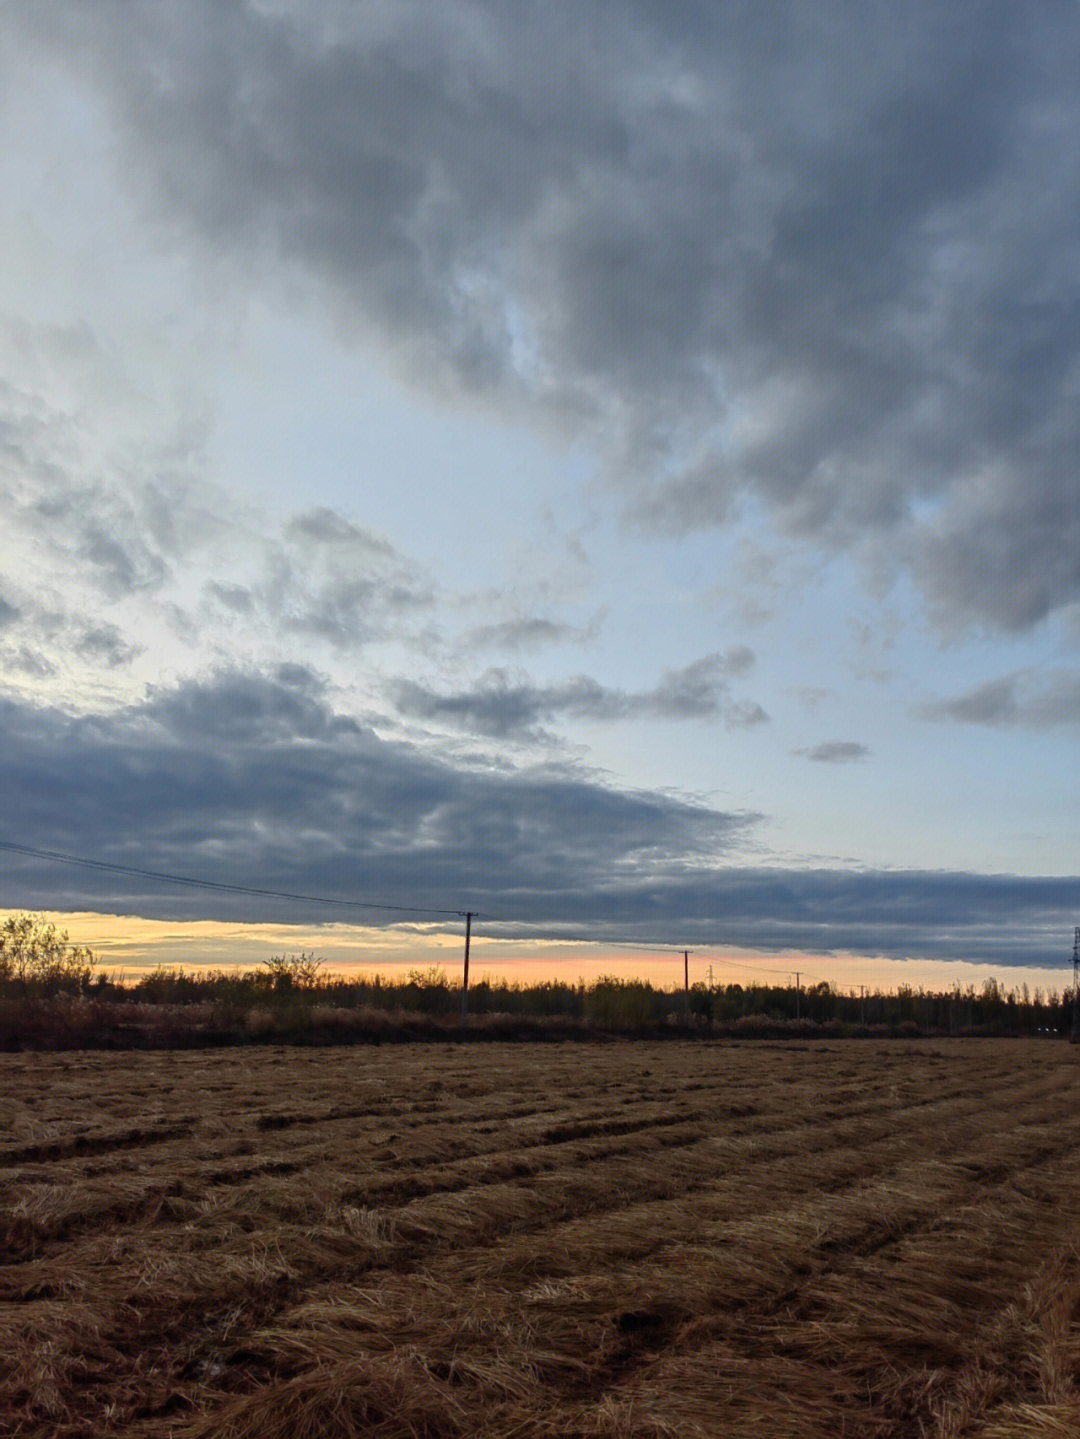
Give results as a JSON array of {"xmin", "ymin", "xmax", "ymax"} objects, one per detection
[{"xmin": 0, "ymin": 913, "xmax": 1072, "ymax": 1047}]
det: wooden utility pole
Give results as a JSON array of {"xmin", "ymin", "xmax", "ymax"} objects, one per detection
[
  {"xmin": 794, "ymin": 971, "xmax": 801, "ymax": 1021},
  {"xmin": 683, "ymin": 950, "xmax": 690, "ymax": 993},
  {"xmin": 460, "ymin": 911, "xmax": 473, "ymax": 1024}
]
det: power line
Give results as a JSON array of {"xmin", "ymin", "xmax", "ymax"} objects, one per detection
[
  {"xmin": 474, "ymin": 925, "xmax": 820, "ymax": 980},
  {"xmin": 709, "ymin": 958, "xmax": 824, "ymax": 983},
  {"xmin": 0, "ymin": 839, "xmax": 468, "ymax": 919},
  {"xmin": 513, "ymin": 934, "xmax": 698, "ymax": 954},
  {"xmin": 1, "ymin": 838, "xmax": 819, "ymax": 980}
]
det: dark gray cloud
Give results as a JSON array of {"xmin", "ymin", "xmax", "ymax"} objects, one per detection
[
  {"xmin": 0, "ymin": 596, "xmax": 20, "ymax": 627},
  {"xmin": 0, "ymin": 666, "xmax": 755, "ymax": 923},
  {"xmin": 921, "ymin": 670, "xmax": 1080, "ymax": 728},
  {"xmin": 0, "ymin": 667, "xmax": 1073, "ymax": 968},
  {"xmin": 796, "ymin": 741, "xmax": 869, "ymax": 763},
  {"xmin": 9, "ymin": 2, "xmax": 1080, "ymax": 630},
  {"xmin": 393, "ymin": 650, "xmax": 763, "ymax": 739}
]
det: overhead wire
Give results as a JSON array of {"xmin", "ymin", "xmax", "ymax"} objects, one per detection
[
  {"xmin": 473, "ymin": 925, "xmax": 819, "ymax": 978},
  {"xmin": 1, "ymin": 837, "xmax": 820, "ymax": 980},
  {"xmin": 0, "ymin": 839, "xmax": 468, "ymax": 918}
]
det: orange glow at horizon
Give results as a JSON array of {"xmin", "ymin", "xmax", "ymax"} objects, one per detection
[{"xmin": 2, "ymin": 909, "xmax": 1070, "ymax": 998}]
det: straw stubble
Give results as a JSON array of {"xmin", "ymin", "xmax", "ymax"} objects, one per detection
[{"xmin": 1, "ymin": 1040, "xmax": 1079, "ymax": 1436}]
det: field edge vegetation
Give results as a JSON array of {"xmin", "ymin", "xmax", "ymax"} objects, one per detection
[{"xmin": 0, "ymin": 914, "xmax": 1072, "ymax": 1050}]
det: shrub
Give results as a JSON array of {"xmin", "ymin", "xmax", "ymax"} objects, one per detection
[
  {"xmin": 0, "ymin": 913, "xmax": 97, "ymax": 993},
  {"xmin": 583, "ymin": 977, "xmax": 667, "ymax": 1030},
  {"xmin": 262, "ymin": 951, "xmax": 324, "ymax": 991}
]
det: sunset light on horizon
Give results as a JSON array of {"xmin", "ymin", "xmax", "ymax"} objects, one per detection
[{"xmin": 5, "ymin": 909, "xmax": 1072, "ymax": 1003}]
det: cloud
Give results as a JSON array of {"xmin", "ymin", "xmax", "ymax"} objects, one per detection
[
  {"xmin": 725, "ymin": 700, "xmax": 769, "ymax": 729},
  {"xmin": 789, "ymin": 686, "xmax": 833, "ymax": 710},
  {"xmin": 286, "ymin": 508, "xmax": 395, "ymax": 555},
  {"xmin": 796, "ymin": 741, "xmax": 869, "ymax": 763},
  {"xmin": 649, "ymin": 867, "xmax": 1077, "ymax": 971},
  {"xmin": 0, "ymin": 588, "xmax": 142, "ymax": 685},
  {"xmin": 71, "ymin": 623, "xmax": 142, "ymax": 668},
  {"xmin": 77, "ymin": 521, "xmax": 168, "ymax": 597},
  {"xmin": 466, "ymin": 616, "xmax": 600, "ymax": 652},
  {"xmin": 713, "ymin": 644, "xmax": 755, "ymax": 678},
  {"xmin": 393, "ymin": 650, "xmax": 764, "ymax": 739},
  {"xmin": 0, "ymin": 667, "xmax": 756, "ymax": 923},
  {"xmin": 0, "ymin": 668, "xmax": 1073, "ymax": 967},
  {"xmin": 0, "ymin": 320, "xmax": 213, "ymax": 617},
  {"xmin": 1, "ymin": 646, "xmax": 55, "ymax": 678},
  {"xmin": 0, "ymin": 312, "xmax": 436, "ymax": 679},
  {"xmin": 205, "ymin": 582, "xmax": 255, "ymax": 616},
  {"xmin": 921, "ymin": 669, "xmax": 1080, "ymax": 728},
  {"xmin": 257, "ymin": 508, "xmax": 435, "ymax": 648},
  {"xmin": 10, "ymin": 3, "xmax": 1080, "ymax": 630}
]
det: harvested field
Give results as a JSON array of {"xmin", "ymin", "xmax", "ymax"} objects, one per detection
[{"xmin": 2, "ymin": 1039, "xmax": 1080, "ymax": 1437}]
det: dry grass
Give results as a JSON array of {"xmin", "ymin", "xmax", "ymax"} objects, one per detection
[{"xmin": 1, "ymin": 1040, "xmax": 1079, "ymax": 1436}]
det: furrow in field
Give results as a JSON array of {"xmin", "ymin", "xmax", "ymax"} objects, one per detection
[
  {"xmin": 0, "ymin": 1121, "xmax": 196, "ymax": 1167},
  {"xmin": 2, "ymin": 1043, "xmax": 1027, "ymax": 1196},
  {"xmin": 635, "ymin": 1154, "xmax": 1080, "ymax": 1434},
  {"xmin": 203, "ymin": 1128, "xmax": 1080, "ymax": 1439},
  {"xmin": 371, "ymin": 1083, "xmax": 1078, "ymax": 1270},
  {"xmin": 234, "ymin": 1110, "xmax": 1080, "ymax": 1439},
  {"xmin": 3, "ymin": 1043, "xmax": 1078, "ymax": 1438},
  {"xmin": 432, "ymin": 1114, "xmax": 1080, "ymax": 1304},
  {"xmin": 145, "ymin": 1082, "xmax": 1075, "ymax": 1369},
  {"xmin": 2, "ymin": 1052, "xmax": 1064, "ymax": 1276},
  {"xmin": 8, "ymin": 1067, "xmax": 1015, "ymax": 1416}
]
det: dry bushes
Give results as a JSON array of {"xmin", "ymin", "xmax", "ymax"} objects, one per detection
[{"xmin": 1, "ymin": 1041, "xmax": 1080, "ymax": 1436}]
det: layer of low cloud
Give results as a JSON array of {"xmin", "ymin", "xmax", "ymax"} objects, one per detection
[
  {"xmin": 9, "ymin": 2, "xmax": 1080, "ymax": 632},
  {"xmin": 922, "ymin": 670, "xmax": 1080, "ymax": 728},
  {"xmin": 0, "ymin": 667, "xmax": 1074, "ymax": 968},
  {"xmin": 393, "ymin": 650, "xmax": 764, "ymax": 739},
  {"xmin": 0, "ymin": 666, "xmax": 755, "ymax": 921}
]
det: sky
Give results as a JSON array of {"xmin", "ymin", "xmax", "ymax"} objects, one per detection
[{"xmin": 1, "ymin": 2, "xmax": 1077, "ymax": 987}]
